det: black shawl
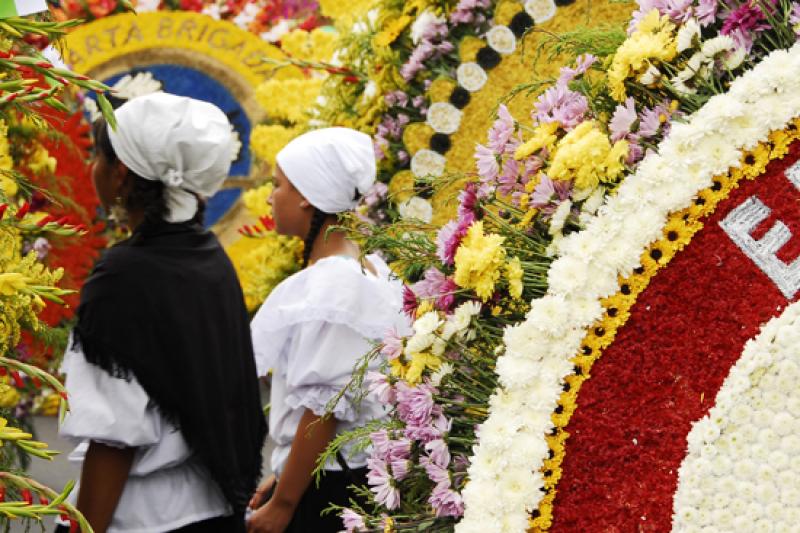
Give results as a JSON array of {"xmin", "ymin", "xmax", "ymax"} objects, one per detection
[{"xmin": 73, "ymin": 220, "xmax": 266, "ymax": 516}]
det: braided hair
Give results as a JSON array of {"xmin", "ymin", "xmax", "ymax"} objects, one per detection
[
  {"xmin": 92, "ymin": 119, "xmax": 205, "ymax": 227},
  {"xmin": 302, "ymin": 208, "xmax": 328, "ymax": 267}
]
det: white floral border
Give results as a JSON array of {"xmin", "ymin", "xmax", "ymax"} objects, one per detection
[
  {"xmin": 456, "ymin": 42, "xmax": 800, "ymax": 532},
  {"xmin": 671, "ymin": 300, "xmax": 800, "ymax": 532}
]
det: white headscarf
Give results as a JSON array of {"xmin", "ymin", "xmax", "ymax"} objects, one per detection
[
  {"xmin": 108, "ymin": 93, "xmax": 235, "ymax": 223},
  {"xmin": 276, "ymin": 127, "xmax": 376, "ymax": 214}
]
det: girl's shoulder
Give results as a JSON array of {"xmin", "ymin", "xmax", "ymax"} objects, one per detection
[{"xmin": 253, "ymin": 253, "xmax": 405, "ymax": 338}]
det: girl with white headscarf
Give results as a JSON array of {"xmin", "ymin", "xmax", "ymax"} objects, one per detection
[
  {"xmin": 249, "ymin": 128, "xmax": 408, "ymax": 532},
  {"xmin": 55, "ymin": 93, "xmax": 266, "ymax": 533}
]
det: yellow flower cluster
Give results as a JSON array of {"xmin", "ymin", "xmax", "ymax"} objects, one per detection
[
  {"xmin": 250, "ymin": 124, "xmax": 302, "ymax": 167},
  {"xmin": 607, "ymin": 9, "xmax": 677, "ymax": 101},
  {"xmin": 319, "ymin": 0, "xmax": 375, "ymax": 23},
  {"xmin": 548, "ymin": 121, "xmax": 629, "ymax": 192},
  {"xmin": 0, "ymin": 119, "xmax": 15, "ymax": 197},
  {"xmin": 225, "ymin": 183, "xmax": 302, "ymax": 312},
  {"xmin": 514, "ymin": 122, "xmax": 560, "ymax": 160},
  {"xmin": 256, "ymin": 78, "xmax": 325, "ymax": 124},
  {"xmin": 454, "ymin": 221, "xmax": 506, "ymax": 301},
  {"xmin": 26, "ymin": 142, "xmax": 57, "ymax": 176},
  {"xmin": 0, "ymin": 230, "xmax": 64, "ymax": 354},
  {"xmin": 281, "ymin": 28, "xmax": 339, "ymax": 64},
  {"xmin": 505, "ymin": 257, "xmax": 523, "ymax": 300}
]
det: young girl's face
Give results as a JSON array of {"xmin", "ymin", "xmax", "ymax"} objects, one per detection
[{"xmin": 270, "ymin": 165, "xmax": 312, "ymax": 239}]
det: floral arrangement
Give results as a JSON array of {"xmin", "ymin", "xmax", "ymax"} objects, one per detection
[
  {"xmin": 300, "ymin": 0, "xmax": 800, "ymax": 530},
  {"xmin": 51, "ymin": 0, "xmax": 321, "ymax": 41},
  {"xmin": 225, "ymin": 182, "xmax": 302, "ymax": 312},
  {"xmin": 0, "ymin": 8, "xmax": 119, "ymax": 530}
]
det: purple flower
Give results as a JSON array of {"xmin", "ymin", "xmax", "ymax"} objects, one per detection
[
  {"xmin": 373, "ymin": 138, "xmax": 388, "ymax": 162},
  {"xmin": 557, "ymin": 54, "xmax": 597, "ymax": 85},
  {"xmin": 628, "ymin": 0, "xmax": 665, "ymax": 33},
  {"xmin": 429, "ymin": 482, "xmax": 464, "ymax": 518},
  {"xmin": 497, "ymin": 157, "xmax": 521, "ymax": 197},
  {"xmin": 660, "ymin": 0, "xmax": 694, "ymax": 23},
  {"xmin": 397, "ymin": 150, "xmax": 409, "ymax": 164},
  {"xmin": 420, "ymin": 454, "xmax": 450, "ymax": 484},
  {"xmin": 435, "ymin": 217, "xmax": 472, "ymax": 266},
  {"xmin": 341, "ymin": 508, "xmax": 366, "ymax": 532},
  {"xmin": 531, "ymin": 174, "xmax": 572, "ymax": 211},
  {"xmin": 385, "ymin": 90, "xmax": 409, "ymax": 107},
  {"xmin": 396, "ymin": 381, "xmax": 436, "ymax": 428},
  {"xmin": 412, "ymin": 268, "xmax": 449, "ymax": 300},
  {"xmin": 721, "ymin": 2, "xmax": 771, "ymax": 50},
  {"xmin": 367, "ymin": 371, "xmax": 395, "ymax": 405},
  {"xmin": 457, "ymin": 182, "xmax": 480, "ymax": 220},
  {"xmin": 791, "ymin": 2, "xmax": 800, "ymax": 32},
  {"xmin": 363, "ymin": 182, "xmax": 388, "ymax": 207},
  {"xmin": 425, "ymin": 438, "xmax": 451, "ymax": 468},
  {"xmin": 534, "ymin": 83, "xmax": 589, "ymax": 130},
  {"xmin": 637, "ymin": 103, "xmax": 669, "ymax": 138},
  {"xmin": 387, "ymin": 438, "xmax": 412, "ymax": 461},
  {"xmin": 403, "ymin": 285, "xmax": 418, "ymax": 318},
  {"xmin": 436, "ymin": 278, "xmax": 458, "ymax": 312},
  {"xmin": 367, "ymin": 457, "xmax": 400, "ymax": 510},
  {"xmin": 406, "ymin": 411, "xmax": 451, "ymax": 443},
  {"xmin": 390, "ymin": 459, "xmax": 411, "ymax": 481},
  {"xmin": 626, "ymin": 140, "xmax": 645, "ymax": 164},
  {"xmin": 412, "ymin": 95, "xmax": 427, "ymax": 109},
  {"xmin": 609, "ymin": 97, "xmax": 638, "ymax": 142},
  {"xmin": 696, "ymin": 0, "xmax": 718, "ymax": 25},
  {"xmin": 474, "ymin": 144, "xmax": 499, "ymax": 184},
  {"xmin": 487, "ymin": 104, "xmax": 516, "ymax": 153},
  {"xmin": 380, "ymin": 328, "xmax": 404, "ymax": 360}
]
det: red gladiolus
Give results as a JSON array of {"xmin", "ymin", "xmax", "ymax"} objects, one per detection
[
  {"xmin": 21, "ymin": 489, "xmax": 33, "ymax": 505},
  {"xmin": 0, "ymin": 203, "xmax": 8, "ymax": 220},
  {"xmin": 259, "ymin": 216, "xmax": 276, "ymax": 231},
  {"xmin": 15, "ymin": 201, "xmax": 30, "ymax": 219}
]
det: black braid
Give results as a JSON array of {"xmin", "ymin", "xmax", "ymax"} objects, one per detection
[{"xmin": 302, "ymin": 208, "xmax": 328, "ymax": 267}]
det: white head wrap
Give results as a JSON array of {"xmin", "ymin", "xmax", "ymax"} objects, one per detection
[
  {"xmin": 108, "ymin": 92, "xmax": 235, "ymax": 223},
  {"xmin": 276, "ymin": 127, "xmax": 376, "ymax": 214}
]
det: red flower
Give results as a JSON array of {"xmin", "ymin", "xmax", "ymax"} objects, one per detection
[{"xmin": 87, "ymin": 0, "xmax": 119, "ymax": 18}]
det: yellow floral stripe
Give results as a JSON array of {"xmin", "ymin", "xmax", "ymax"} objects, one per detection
[{"xmin": 530, "ymin": 119, "xmax": 800, "ymax": 531}]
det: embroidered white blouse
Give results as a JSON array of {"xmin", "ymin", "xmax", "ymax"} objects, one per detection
[
  {"xmin": 55, "ymin": 339, "xmax": 231, "ymax": 533},
  {"xmin": 251, "ymin": 254, "xmax": 409, "ymax": 476}
]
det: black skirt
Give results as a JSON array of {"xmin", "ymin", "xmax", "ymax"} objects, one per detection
[
  {"xmin": 55, "ymin": 513, "xmax": 245, "ymax": 533},
  {"xmin": 265, "ymin": 467, "xmax": 369, "ymax": 533}
]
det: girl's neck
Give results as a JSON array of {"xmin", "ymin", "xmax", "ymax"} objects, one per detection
[{"xmin": 306, "ymin": 219, "xmax": 376, "ymax": 275}]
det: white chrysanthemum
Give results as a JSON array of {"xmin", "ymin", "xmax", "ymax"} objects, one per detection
[
  {"xmin": 426, "ymin": 102, "xmax": 462, "ymax": 134},
  {"xmin": 450, "ymin": 300, "xmax": 482, "ymax": 332},
  {"xmin": 676, "ymin": 18, "xmax": 702, "ymax": 52},
  {"xmin": 429, "ymin": 362, "xmax": 454, "ymax": 386},
  {"xmin": 457, "ymin": 62, "xmax": 488, "ymax": 92},
  {"xmin": 410, "ymin": 9, "xmax": 445, "ymax": 44},
  {"xmin": 398, "ymin": 196, "xmax": 433, "ymax": 223},
  {"xmin": 113, "ymin": 72, "xmax": 163, "ymax": 100},
  {"xmin": 701, "ymin": 35, "xmax": 736, "ymax": 59},
  {"xmin": 405, "ymin": 332, "xmax": 435, "ymax": 355},
  {"xmin": 411, "ymin": 149, "xmax": 446, "ymax": 178},
  {"xmin": 524, "ymin": 0, "xmax": 556, "ymax": 23},
  {"xmin": 486, "ymin": 25, "xmax": 517, "ymax": 55},
  {"xmin": 549, "ymin": 200, "xmax": 572, "ymax": 237},
  {"xmin": 413, "ymin": 310, "xmax": 442, "ymax": 336},
  {"xmin": 260, "ymin": 18, "xmax": 294, "ymax": 42}
]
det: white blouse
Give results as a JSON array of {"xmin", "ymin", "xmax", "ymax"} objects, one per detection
[
  {"xmin": 55, "ymin": 339, "xmax": 232, "ymax": 533},
  {"xmin": 251, "ymin": 254, "xmax": 409, "ymax": 477}
]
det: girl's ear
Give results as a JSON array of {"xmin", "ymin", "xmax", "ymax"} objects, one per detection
[{"xmin": 113, "ymin": 161, "xmax": 133, "ymax": 198}]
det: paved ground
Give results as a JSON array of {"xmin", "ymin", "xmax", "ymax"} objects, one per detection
[{"xmin": 7, "ymin": 387, "xmax": 275, "ymax": 533}]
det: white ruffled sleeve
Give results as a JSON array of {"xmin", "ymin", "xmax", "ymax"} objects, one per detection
[
  {"xmin": 59, "ymin": 337, "xmax": 161, "ymax": 448},
  {"xmin": 251, "ymin": 255, "xmax": 409, "ymax": 378},
  {"xmin": 281, "ymin": 320, "xmax": 373, "ymax": 422}
]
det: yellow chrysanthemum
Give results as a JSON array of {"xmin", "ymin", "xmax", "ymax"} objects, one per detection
[
  {"xmin": 459, "ymin": 36, "xmax": 486, "ymax": 63},
  {"xmin": 374, "ymin": 14, "xmax": 413, "ymax": 47},
  {"xmin": 226, "ymin": 235, "xmax": 301, "ymax": 312},
  {"xmin": 27, "ymin": 143, "xmax": 57, "ymax": 175},
  {"xmin": 494, "ymin": 0, "xmax": 524, "ymax": 26},
  {"xmin": 514, "ymin": 122, "xmax": 560, "ymax": 160},
  {"xmin": 428, "ymin": 78, "xmax": 457, "ymax": 103},
  {"xmin": 281, "ymin": 28, "xmax": 338, "ymax": 63},
  {"xmin": 319, "ymin": 0, "xmax": 374, "ymax": 23},
  {"xmin": 402, "ymin": 122, "xmax": 434, "ymax": 156},
  {"xmin": 242, "ymin": 184, "xmax": 273, "ymax": 218},
  {"xmin": 256, "ymin": 78, "xmax": 325, "ymax": 124},
  {"xmin": 406, "ymin": 352, "xmax": 441, "ymax": 385},
  {"xmin": 454, "ymin": 221, "xmax": 506, "ymax": 301},
  {"xmin": 388, "ymin": 170, "xmax": 416, "ymax": 203},
  {"xmin": 250, "ymin": 124, "xmax": 301, "ymax": 167},
  {"xmin": 607, "ymin": 10, "xmax": 677, "ymax": 101},
  {"xmin": 505, "ymin": 256, "xmax": 523, "ymax": 300},
  {"xmin": 548, "ymin": 121, "xmax": 629, "ymax": 191}
]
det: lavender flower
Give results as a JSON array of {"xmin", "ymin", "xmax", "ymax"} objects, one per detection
[
  {"xmin": 487, "ymin": 104, "xmax": 516, "ymax": 153},
  {"xmin": 436, "ymin": 217, "xmax": 472, "ymax": 266},
  {"xmin": 557, "ymin": 54, "xmax": 597, "ymax": 85},
  {"xmin": 412, "ymin": 268, "xmax": 450, "ymax": 300},
  {"xmin": 341, "ymin": 508, "xmax": 366, "ymax": 532},
  {"xmin": 609, "ymin": 97, "xmax": 638, "ymax": 142},
  {"xmin": 425, "ymin": 438, "xmax": 451, "ymax": 468},
  {"xmin": 396, "ymin": 381, "xmax": 436, "ymax": 427},
  {"xmin": 474, "ymin": 144, "xmax": 500, "ymax": 184},
  {"xmin": 429, "ymin": 483, "xmax": 465, "ymax": 518},
  {"xmin": 721, "ymin": 2, "xmax": 771, "ymax": 50},
  {"xmin": 367, "ymin": 457, "xmax": 400, "ymax": 510},
  {"xmin": 534, "ymin": 83, "xmax": 590, "ymax": 130},
  {"xmin": 367, "ymin": 371, "xmax": 395, "ymax": 405},
  {"xmin": 696, "ymin": 0, "xmax": 718, "ymax": 26},
  {"xmin": 530, "ymin": 174, "xmax": 572, "ymax": 213},
  {"xmin": 363, "ymin": 182, "xmax": 388, "ymax": 207}
]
